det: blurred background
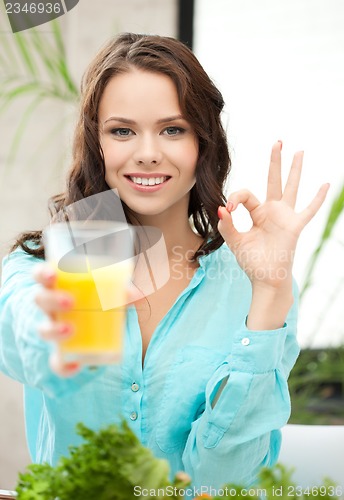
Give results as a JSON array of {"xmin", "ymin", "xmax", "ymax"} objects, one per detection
[{"xmin": 0, "ymin": 0, "xmax": 343, "ymax": 490}]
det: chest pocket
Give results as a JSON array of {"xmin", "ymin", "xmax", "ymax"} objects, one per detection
[{"xmin": 156, "ymin": 345, "xmax": 225, "ymax": 453}]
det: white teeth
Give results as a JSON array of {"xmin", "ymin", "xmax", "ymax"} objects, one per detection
[{"xmin": 129, "ymin": 176, "xmax": 168, "ymax": 186}]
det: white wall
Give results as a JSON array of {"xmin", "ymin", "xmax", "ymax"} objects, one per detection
[{"xmin": 194, "ymin": 0, "xmax": 344, "ymax": 348}]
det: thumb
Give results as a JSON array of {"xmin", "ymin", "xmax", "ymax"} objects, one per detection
[{"xmin": 217, "ymin": 206, "xmax": 241, "ymax": 250}]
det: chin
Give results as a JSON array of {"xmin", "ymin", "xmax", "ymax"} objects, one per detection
[{"xmin": 130, "ymin": 207, "xmax": 168, "ymax": 218}]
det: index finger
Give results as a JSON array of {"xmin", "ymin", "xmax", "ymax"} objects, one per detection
[{"xmin": 33, "ymin": 263, "xmax": 56, "ymax": 289}]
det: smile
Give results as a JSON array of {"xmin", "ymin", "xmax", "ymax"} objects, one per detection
[
  {"xmin": 124, "ymin": 174, "xmax": 171, "ymax": 192},
  {"xmin": 129, "ymin": 176, "xmax": 168, "ymax": 186}
]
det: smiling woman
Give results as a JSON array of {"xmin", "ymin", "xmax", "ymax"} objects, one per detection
[{"xmin": 0, "ymin": 32, "xmax": 329, "ymax": 492}]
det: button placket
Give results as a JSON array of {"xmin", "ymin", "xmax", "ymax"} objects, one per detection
[{"xmin": 128, "ymin": 380, "xmax": 141, "ymax": 422}]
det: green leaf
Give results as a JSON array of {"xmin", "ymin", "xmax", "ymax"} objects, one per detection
[
  {"xmin": 0, "ymin": 81, "xmax": 45, "ymax": 114},
  {"xmin": 301, "ymin": 182, "xmax": 344, "ymax": 299},
  {"xmin": 51, "ymin": 19, "xmax": 65, "ymax": 57},
  {"xmin": 16, "ymin": 423, "xmax": 342, "ymax": 500},
  {"xmin": 5, "ymin": 94, "xmax": 44, "ymax": 168},
  {"xmin": 0, "ymin": 18, "xmax": 78, "ymax": 173},
  {"xmin": 16, "ymin": 421, "xmax": 188, "ymax": 499},
  {"xmin": 12, "ymin": 31, "xmax": 39, "ymax": 78}
]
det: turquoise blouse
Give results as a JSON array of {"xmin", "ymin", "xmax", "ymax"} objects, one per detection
[{"xmin": 0, "ymin": 243, "xmax": 299, "ymax": 492}]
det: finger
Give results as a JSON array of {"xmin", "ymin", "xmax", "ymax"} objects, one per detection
[
  {"xmin": 266, "ymin": 141, "xmax": 283, "ymax": 201},
  {"xmin": 282, "ymin": 151, "xmax": 304, "ymax": 208},
  {"xmin": 218, "ymin": 206, "xmax": 242, "ymax": 249},
  {"xmin": 38, "ymin": 320, "xmax": 74, "ymax": 342},
  {"xmin": 298, "ymin": 183, "xmax": 330, "ymax": 227},
  {"xmin": 35, "ymin": 288, "xmax": 74, "ymax": 315},
  {"xmin": 49, "ymin": 351, "xmax": 81, "ymax": 378},
  {"xmin": 226, "ymin": 189, "xmax": 260, "ymax": 213},
  {"xmin": 33, "ymin": 263, "xmax": 57, "ymax": 289}
]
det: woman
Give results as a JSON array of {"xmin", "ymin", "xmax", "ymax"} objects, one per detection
[{"xmin": 0, "ymin": 33, "xmax": 329, "ymax": 491}]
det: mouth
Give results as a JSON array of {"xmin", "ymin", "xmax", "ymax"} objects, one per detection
[
  {"xmin": 125, "ymin": 175, "xmax": 171, "ymax": 186},
  {"xmin": 124, "ymin": 174, "xmax": 171, "ymax": 191}
]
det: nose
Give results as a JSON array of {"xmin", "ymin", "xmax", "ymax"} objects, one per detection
[{"xmin": 133, "ymin": 135, "xmax": 163, "ymax": 166}]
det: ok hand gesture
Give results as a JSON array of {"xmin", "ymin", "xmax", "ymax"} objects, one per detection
[{"xmin": 218, "ymin": 142, "xmax": 330, "ymax": 292}]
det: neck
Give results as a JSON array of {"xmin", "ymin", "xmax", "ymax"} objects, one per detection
[{"xmin": 130, "ymin": 200, "xmax": 203, "ymax": 261}]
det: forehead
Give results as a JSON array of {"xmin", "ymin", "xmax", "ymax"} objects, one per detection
[{"xmin": 98, "ymin": 69, "xmax": 182, "ymax": 120}]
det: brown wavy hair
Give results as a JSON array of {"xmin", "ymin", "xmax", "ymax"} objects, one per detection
[{"xmin": 13, "ymin": 32, "xmax": 231, "ymax": 260}]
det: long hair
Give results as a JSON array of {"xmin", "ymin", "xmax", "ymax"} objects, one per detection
[{"xmin": 13, "ymin": 33, "xmax": 231, "ymax": 260}]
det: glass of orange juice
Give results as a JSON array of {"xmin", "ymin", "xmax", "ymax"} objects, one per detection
[{"xmin": 44, "ymin": 220, "xmax": 134, "ymax": 365}]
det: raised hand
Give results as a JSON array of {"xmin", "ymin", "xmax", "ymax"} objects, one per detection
[
  {"xmin": 218, "ymin": 142, "xmax": 329, "ymax": 331},
  {"xmin": 218, "ymin": 141, "xmax": 329, "ymax": 291}
]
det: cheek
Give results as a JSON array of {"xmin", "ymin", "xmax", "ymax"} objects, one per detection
[
  {"xmin": 170, "ymin": 139, "xmax": 199, "ymax": 173},
  {"xmin": 102, "ymin": 142, "xmax": 128, "ymax": 173},
  {"xmin": 184, "ymin": 141, "xmax": 199, "ymax": 175}
]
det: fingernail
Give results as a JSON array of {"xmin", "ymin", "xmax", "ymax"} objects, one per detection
[
  {"xmin": 278, "ymin": 140, "xmax": 283, "ymax": 151},
  {"xmin": 217, "ymin": 206, "xmax": 223, "ymax": 220},
  {"xmin": 226, "ymin": 201, "xmax": 234, "ymax": 212},
  {"xmin": 60, "ymin": 297, "xmax": 74, "ymax": 309},
  {"xmin": 45, "ymin": 271, "xmax": 55, "ymax": 281},
  {"xmin": 59, "ymin": 324, "xmax": 72, "ymax": 336},
  {"xmin": 65, "ymin": 362, "xmax": 79, "ymax": 371}
]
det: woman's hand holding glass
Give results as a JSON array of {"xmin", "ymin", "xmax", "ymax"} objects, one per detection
[
  {"xmin": 34, "ymin": 263, "xmax": 79, "ymax": 377},
  {"xmin": 33, "ymin": 263, "xmax": 139, "ymax": 377}
]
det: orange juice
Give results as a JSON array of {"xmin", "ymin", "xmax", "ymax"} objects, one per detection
[{"xmin": 55, "ymin": 260, "xmax": 132, "ymax": 364}]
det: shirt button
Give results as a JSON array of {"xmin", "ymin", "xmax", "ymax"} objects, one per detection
[
  {"xmin": 242, "ymin": 337, "xmax": 250, "ymax": 346},
  {"xmin": 131, "ymin": 382, "xmax": 139, "ymax": 392},
  {"xmin": 130, "ymin": 411, "xmax": 138, "ymax": 421}
]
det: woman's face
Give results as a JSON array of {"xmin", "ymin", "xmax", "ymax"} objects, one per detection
[{"xmin": 98, "ymin": 69, "xmax": 199, "ymax": 220}]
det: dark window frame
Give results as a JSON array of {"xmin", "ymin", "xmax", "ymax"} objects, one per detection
[{"xmin": 178, "ymin": 0, "xmax": 195, "ymax": 49}]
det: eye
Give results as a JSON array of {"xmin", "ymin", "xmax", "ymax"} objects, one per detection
[
  {"xmin": 110, "ymin": 128, "xmax": 134, "ymax": 137},
  {"xmin": 163, "ymin": 126, "xmax": 185, "ymax": 136}
]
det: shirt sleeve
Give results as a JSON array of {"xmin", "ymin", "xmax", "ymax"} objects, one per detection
[
  {"xmin": 0, "ymin": 248, "xmax": 102, "ymax": 398},
  {"xmin": 182, "ymin": 281, "xmax": 300, "ymax": 489}
]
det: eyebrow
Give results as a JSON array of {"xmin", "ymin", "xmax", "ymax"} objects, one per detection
[{"xmin": 104, "ymin": 115, "xmax": 184, "ymax": 125}]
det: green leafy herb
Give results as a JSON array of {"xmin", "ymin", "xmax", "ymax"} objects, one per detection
[
  {"xmin": 16, "ymin": 422, "xmax": 343, "ymax": 500},
  {"xmin": 16, "ymin": 421, "xmax": 190, "ymax": 500}
]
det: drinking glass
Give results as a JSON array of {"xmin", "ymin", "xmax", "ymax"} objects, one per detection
[{"xmin": 44, "ymin": 220, "xmax": 134, "ymax": 365}]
